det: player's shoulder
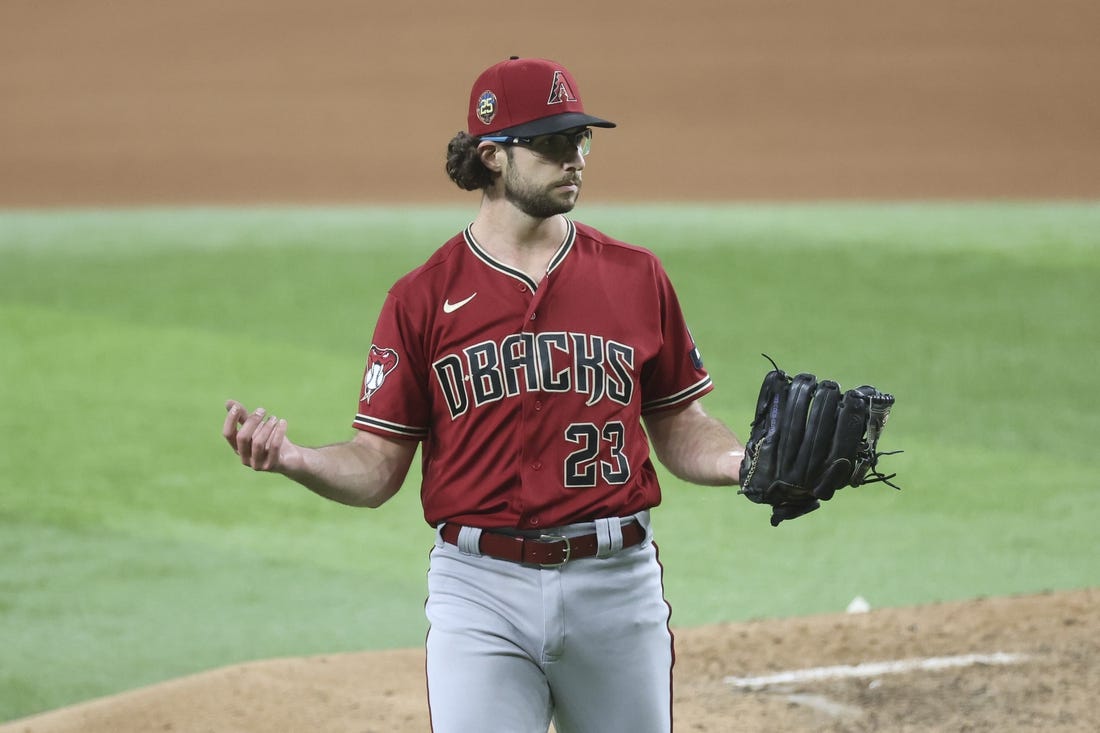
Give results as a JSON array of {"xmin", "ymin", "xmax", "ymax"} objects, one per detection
[
  {"xmin": 388, "ymin": 230, "xmax": 468, "ymax": 294},
  {"xmin": 572, "ymin": 220, "xmax": 656, "ymax": 257},
  {"xmin": 571, "ymin": 220, "xmax": 666, "ymax": 273}
]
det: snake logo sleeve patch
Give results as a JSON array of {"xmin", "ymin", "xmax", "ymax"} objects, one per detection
[{"xmin": 362, "ymin": 345, "xmax": 400, "ymax": 404}]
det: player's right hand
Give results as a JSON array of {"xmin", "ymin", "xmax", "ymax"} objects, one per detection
[{"xmin": 223, "ymin": 399, "xmax": 301, "ymax": 473}]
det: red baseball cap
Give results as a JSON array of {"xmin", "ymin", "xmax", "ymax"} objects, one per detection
[{"xmin": 467, "ymin": 56, "xmax": 616, "ymax": 138}]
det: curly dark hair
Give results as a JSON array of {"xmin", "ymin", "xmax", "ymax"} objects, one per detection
[{"xmin": 445, "ymin": 131, "xmax": 498, "ymax": 191}]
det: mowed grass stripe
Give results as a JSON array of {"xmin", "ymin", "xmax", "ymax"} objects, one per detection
[{"xmin": 1, "ymin": 203, "xmax": 1097, "ymax": 720}]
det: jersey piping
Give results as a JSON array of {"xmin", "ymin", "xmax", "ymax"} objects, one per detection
[
  {"xmin": 353, "ymin": 413, "xmax": 429, "ymax": 439},
  {"xmin": 463, "ymin": 219, "xmax": 577, "ymax": 292},
  {"xmin": 640, "ymin": 375, "xmax": 714, "ymax": 414}
]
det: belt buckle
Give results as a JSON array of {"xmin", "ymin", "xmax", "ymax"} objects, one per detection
[{"xmin": 535, "ymin": 533, "xmax": 571, "ymax": 568}]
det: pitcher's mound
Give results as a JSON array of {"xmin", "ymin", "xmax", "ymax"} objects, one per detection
[{"xmin": 3, "ymin": 589, "xmax": 1096, "ymax": 732}]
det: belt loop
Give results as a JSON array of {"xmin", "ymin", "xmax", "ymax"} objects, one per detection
[
  {"xmin": 456, "ymin": 525, "xmax": 483, "ymax": 556},
  {"xmin": 632, "ymin": 510, "xmax": 653, "ymax": 542},
  {"xmin": 595, "ymin": 517, "xmax": 623, "ymax": 558}
]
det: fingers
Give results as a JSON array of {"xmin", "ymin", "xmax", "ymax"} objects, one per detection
[
  {"xmin": 250, "ymin": 412, "xmax": 288, "ymax": 472},
  {"xmin": 237, "ymin": 407, "xmax": 268, "ymax": 469},
  {"xmin": 223, "ymin": 400, "xmax": 247, "ymax": 451},
  {"xmin": 223, "ymin": 401, "xmax": 288, "ymax": 472}
]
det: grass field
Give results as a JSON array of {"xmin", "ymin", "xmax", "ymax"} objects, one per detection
[{"xmin": 2, "ymin": 203, "xmax": 1098, "ymax": 721}]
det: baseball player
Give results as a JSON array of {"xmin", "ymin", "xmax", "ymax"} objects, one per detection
[{"xmin": 223, "ymin": 56, "xmax": 746, "ymax": 733}]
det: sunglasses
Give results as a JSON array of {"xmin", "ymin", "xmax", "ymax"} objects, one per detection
[{"xmin": 480, "ymin": 128, "xmax": 593, "ymax": 159}]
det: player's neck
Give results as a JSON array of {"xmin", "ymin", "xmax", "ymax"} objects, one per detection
[{"xmin": 469, "ymin": 206, "xmax": 569, "ymax": 282}]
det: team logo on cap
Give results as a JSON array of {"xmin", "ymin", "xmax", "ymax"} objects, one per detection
[
  {"xmin": 476, "ymin": 91, "xmax": 497, "ymax": 126},
  {"xmin": 547, "ymin": 70, "xmax": 578, "ymax": 105},
  {"xmin": 362, "ymin": 345, "xmax": 399, "ymax": 404}
]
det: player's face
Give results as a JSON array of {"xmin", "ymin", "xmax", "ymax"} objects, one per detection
[{"xmin": 502, "ymin": 131, "xmax": 587, "ymax": 219}]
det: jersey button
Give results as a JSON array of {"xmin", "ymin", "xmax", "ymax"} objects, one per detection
[
  {"xmin": 529, "ymin": 312, "xmax": 537, "ymax": 321},
  {"xmin": 534, "ymin": 400, "xmax": 543, "ymax": 411},
  {"xmin": 528, "ymin": 516, "xmax": 541, "ymax": 527},
  {"xmin": 532, "ymin": 461, "xmax": 543, "ymax": 471}
]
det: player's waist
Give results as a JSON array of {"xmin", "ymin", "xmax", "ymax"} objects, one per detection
[{"xmin": 438, "ymin": 513, "xmax": 648, "ymax": 567}]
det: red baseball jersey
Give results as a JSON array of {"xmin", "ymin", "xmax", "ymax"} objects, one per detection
[{"xmin": 353, "ymin": 220, "xmax": 713, "ymax": 529}]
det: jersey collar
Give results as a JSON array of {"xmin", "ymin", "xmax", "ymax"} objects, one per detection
[{"xmin": 463, "ymin": 219, "xmax": 576, "ymax": 292}]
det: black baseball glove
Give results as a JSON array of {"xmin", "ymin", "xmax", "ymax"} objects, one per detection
[{"xmin": 738, "ymin": 358, "xmax": 900, "ymax": 526}]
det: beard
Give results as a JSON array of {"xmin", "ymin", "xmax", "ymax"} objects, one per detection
[{"xmin": 503, "ymin": 162, "xmax": 581, "ymax": 219}]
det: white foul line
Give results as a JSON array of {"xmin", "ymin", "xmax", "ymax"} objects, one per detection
[{"xmin": 725, "ymin": 652, "xmax": 1029, "ymax": 689}]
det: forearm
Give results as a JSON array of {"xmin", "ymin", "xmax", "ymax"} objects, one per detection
[
  {"xmin": 224, "ymin": 401, "xmax": 415, "ymax": 508},
  {"xmin": 284, "ymin": 439, "xmax": 411, "ymax": 508},
  {"xmin": 659, "ymin": 419, "xmax": 744, "ymax": 486},
  {"xmin": 644, "ymin": 402, "xmax": 745, "ymax": 486}
]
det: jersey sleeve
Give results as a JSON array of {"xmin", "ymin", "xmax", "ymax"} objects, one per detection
[
  {"xmin": 352, "ymin": 291, "xmax": 431, "ymax": 440},
  {"xmin": 639, "ymin": 261, "xmax": 714, "ymax": 414}
]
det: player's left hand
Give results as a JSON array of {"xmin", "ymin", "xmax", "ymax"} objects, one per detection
[{"xmin": 736, "ymin": 359, "xmax": 901, "ymax": 526}]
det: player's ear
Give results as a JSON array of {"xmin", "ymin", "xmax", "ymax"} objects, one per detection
[{"xmin": 477, "ymin": 141, "xmax": 505, "ymax": 173}]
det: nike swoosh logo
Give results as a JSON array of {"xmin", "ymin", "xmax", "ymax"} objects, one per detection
[{"xmin": 443, "ymin": 292, "xmax": 477, "ymax": 314}]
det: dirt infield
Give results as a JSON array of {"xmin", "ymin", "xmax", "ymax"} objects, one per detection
[
  {"xmin": 2, "ymin": 1, "xmax": 1099, "ymax": 206},
  {"xmin": 3, "ymin": 589, "xmax": 1096, "ymax": 732},
  {"xmin": 3, "ymin": 1, "xmax": 1098, "ymax": 730}
]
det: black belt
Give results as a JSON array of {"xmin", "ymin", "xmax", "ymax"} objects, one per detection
[{"xmin": 440, "ymin": 521, "xmax": 646, "ymax": 567}]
